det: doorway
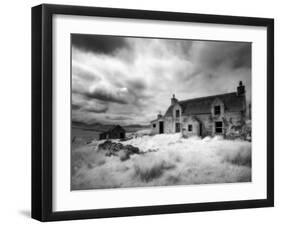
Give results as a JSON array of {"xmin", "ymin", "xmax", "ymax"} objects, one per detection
[
  {"xmin": 175, "ymin": 123, "xmax": 181, "ymax": 132},
  {"xmin": 120, "ymin": 132, "xmax": 125, "ymax": 139},
  {"xmin": 159, "ymin": 121, "xmax": 164, "ymax": 134}
]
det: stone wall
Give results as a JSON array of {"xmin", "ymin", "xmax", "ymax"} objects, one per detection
[
  {"xmin": 150, "ymin": 121, "xmax": 158, "ymax": 135},
  {"xmin": 182, "ymin": 116, "xmax": 200, "ymax": 137},
  {"xmin": 164, "ymin": 117, "xmax": 174, "ymax": 133},
  {"xmin": 150, "ymin": 109, "xmax": 247, "ymax": 139},
  {"xmin": 196, "ymin": 114, "xmax": 213, "ymax": 136}
]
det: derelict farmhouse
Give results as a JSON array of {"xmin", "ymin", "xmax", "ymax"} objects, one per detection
[{"xmin": 151, "ymin": 81, "xmax": 249, "ymax": 138}]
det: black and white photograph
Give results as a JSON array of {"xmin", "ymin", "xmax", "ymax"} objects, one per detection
[
  {"xmin": 29, "ymin": 3, "xmax": 275, "ymax": 222},
  {"xmin": 71, "ymin": 34, "xmax": 252, "ymax": 190}
]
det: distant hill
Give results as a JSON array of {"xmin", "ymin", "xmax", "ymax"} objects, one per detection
[
  {"xmin": 123, "ymin": 124, "xmax": 150, "ymax": 132},
  {"xmin": 72, "ymin": 120, "xmax": 150, "ymax": 133}
]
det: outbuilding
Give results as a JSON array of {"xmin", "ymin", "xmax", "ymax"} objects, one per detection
[{"xmin": 99, "ymin": 125, "xmax": 126, "ymax": 140}]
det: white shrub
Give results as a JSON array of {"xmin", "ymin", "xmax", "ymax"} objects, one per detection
[{"xmin": 71, "ymin": 134, "xmax": 251, "ymax": 190}]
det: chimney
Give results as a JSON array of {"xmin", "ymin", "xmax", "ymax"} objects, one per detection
[
  {"xmin": 237, "ymin": 81, "xmax": 245, "ymax": 96},
  {"xmin": 157, "ymin": 111, "xmax": 162, "ymax": 119},
  {"xmin": 171, "ymin": 94, "xmax": 178, "ymax": 105}
]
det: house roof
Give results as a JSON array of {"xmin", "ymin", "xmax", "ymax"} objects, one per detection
[{"xmin": 165, "ymin": 92, "xmax": 245, "ymax": 116}]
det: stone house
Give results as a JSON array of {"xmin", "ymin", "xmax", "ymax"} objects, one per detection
[
  {"xmin": 150, "ymin": 81, "xmax": 247, "ymax": 138},
  {"xmin": 99, "ymin": 125, "xmax": 126, "ymax": 140}
]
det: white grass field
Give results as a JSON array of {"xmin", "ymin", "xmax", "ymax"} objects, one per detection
[{"xmin": 71, "ymin": 133, "xmax": 251, "ymax": 190}]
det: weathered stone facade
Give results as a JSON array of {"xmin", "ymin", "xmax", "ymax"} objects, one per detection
[{"xmin": 151, "ymin": 81, "xmax": 247, "ymax": 138}]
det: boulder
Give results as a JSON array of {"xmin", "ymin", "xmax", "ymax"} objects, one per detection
[{"xmin": 98, "ymin": 140, "xmax": 140, "ymax": 160}]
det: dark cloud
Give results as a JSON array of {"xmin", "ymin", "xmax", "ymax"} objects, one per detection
[
  {"xmin": 83, "ymin": 105, "xmax": 108, "ymax": 113},
  {"xmin": 126, "ymin": 79, "xmax": 147, "ymax": 101},
  {"xmin": 84, "ymin": 88, "xmax": 128, "ymax": 104},
  {"xmin": 192, "ymin": 42, "xmax": 251, "ymax": 71},
  {"xmin": 127, "ymin": 79, "xmax": 147, "ymax": 91},
  {"xmin": 72, "ymin": 34, "xmax": 129, "ymax": 54},
  {"xmin": 72, "ymin": 99, "xmax": 109, "ymax": 113},
  {"xmin": 163, "ymin": 39, "xmax": 193, "ymax": 59},
  {"xmin": 72, "ymin": 103, "xmax": 81, "ymax": 110},
  {"xmin": 125, "ymin": 79, "xmax": 154, "ymax": 109},
  {"xmin": 232, "ymin": 44, "xmax": 252, "ymax": 69}
]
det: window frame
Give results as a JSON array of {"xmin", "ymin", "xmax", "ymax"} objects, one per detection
[
  {"xmin": 215, "ymin": 121, "xmax": 223, "ymax": 133},
  {"xmin": 175, "ymin": 109, "xmax": 180, "ymax": 118},
  {"xmin": 214, "ymin": 105, "xmax": 221, "ymax": 115}
]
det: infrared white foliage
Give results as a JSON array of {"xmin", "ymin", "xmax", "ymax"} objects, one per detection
[{"xmin": 72, "ymin": 134, "xmax": 251, "ymax": 190}]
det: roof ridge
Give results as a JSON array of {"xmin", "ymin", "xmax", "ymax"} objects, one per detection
[{"xmin": 178, "ymin": 92, "xmax": 237, "ymax": 103}]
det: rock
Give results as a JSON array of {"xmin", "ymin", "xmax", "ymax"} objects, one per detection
[
  {"xmin": 97, "ymin": 140, "xmax": 140, "ymax": 160},
  {"xmin": 124, "ymin": 145, "xmax": 139, "ymax": 154},
  {"xmin": 98, "ymin": 140, "xmax": 113, "ymax": 150}
]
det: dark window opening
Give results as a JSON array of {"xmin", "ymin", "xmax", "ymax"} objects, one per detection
[
  {"xmin": 214, "ymin": 105, "xmax": 221, "ymax": 115},
  {"xmin": 153, "ymin": 124, "xmax": 156, "ymax": 128},
  {"xmin": 188, "ymin": 124, "xmax": 192, "ymax": 132},
  {"xmin": 176, "ymin": 110, "xmax": 180, "ymax": 118},
  {"xmin": 215, "ymin": 121, "xmax": 223, "ymax": 133},
  {"xmin": 175, "ymin": 123, "xmax": 181, "ymax": 132}
]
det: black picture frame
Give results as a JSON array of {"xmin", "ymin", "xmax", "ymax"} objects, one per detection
[{"xmin": 32, "ymin": 4, "xmax": 274, "ymax": 222}]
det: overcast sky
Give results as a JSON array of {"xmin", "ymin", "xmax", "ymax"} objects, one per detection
[{"xmin": 71, "ymin": 34, "xmax": 251, "ymax": 126}]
